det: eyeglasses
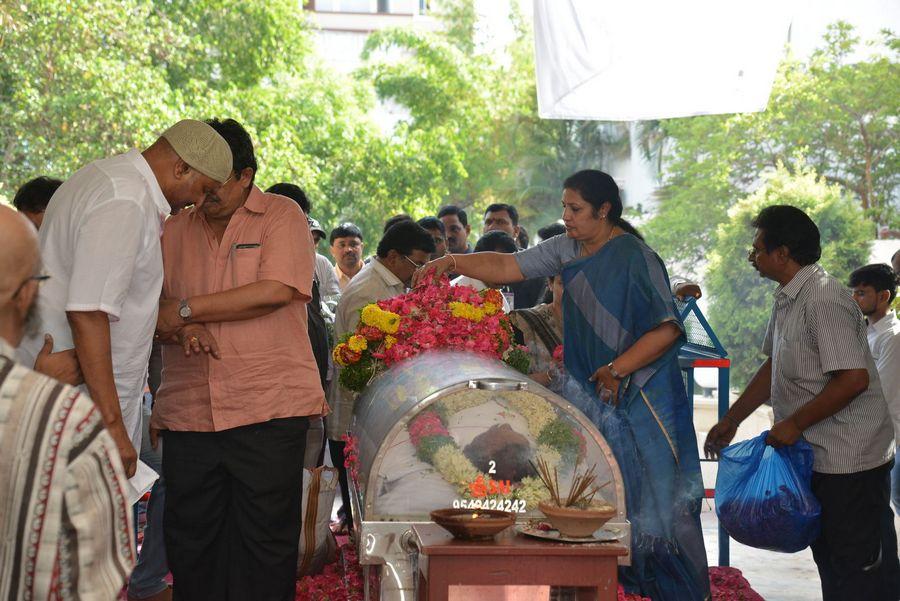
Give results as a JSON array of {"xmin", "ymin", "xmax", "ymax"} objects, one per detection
[
  {"xmin": 11, "ymin": 273, "xmax": 50, "ymax": 299},
  {"xmin": 403, "ymin": 255, "xmax": 426, "ymax": 269}
]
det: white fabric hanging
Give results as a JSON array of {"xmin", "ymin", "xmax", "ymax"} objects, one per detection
[{"xmin": 533, "ymin": 0, "xmax": 794, "ymax": 120}]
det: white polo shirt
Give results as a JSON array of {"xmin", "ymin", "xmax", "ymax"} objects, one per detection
[
  {"xmin": 867, "ymin": 313, "xmax": 900, "ymax": 445},
  {"xmin": 18, "ymin": 150, "xmax": 170, "ymax": 450}
]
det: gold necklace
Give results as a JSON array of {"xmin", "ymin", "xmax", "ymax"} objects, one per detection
[{"xmin": 580, "ymin": 223, "xmax": 617, "ymax": 256}]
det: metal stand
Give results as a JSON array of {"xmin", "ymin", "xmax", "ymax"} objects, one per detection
[{"xmin": 676, "ymin": 297, "xmax": 731, "ymax": 567}]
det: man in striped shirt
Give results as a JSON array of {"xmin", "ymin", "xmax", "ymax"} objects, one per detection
[
  {"xmin": 706, "ymin": 205, "xmax": 898, "ymax": 600},
  {"xmin": 0, "ymin": 206, "xmax": 135, "ymax": 600}
]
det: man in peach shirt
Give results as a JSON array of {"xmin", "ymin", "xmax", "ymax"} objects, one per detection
[{"xmin": 150, "ymin": 119, "xmax": 325, "ymax": 601}]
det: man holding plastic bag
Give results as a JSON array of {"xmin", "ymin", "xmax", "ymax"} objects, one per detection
[{"xmin": 705, "ymin": 205, "xmax": 899, "ymax": 601}]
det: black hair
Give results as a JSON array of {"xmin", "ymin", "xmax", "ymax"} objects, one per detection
[
  {"xmin": 474, "ymin": 230, "xmax": 518, "ymax": 254},
  {"xmin": 517, "ymin": 225, "xmax": 529, "ymax": 249},
  {"xmin": 562, "ymin": 170, "xmax": 643, "ymax": 240},
  {"xmin": 417, "ymin": 216, "xmax": 446, "ymax": 234},
  {"xmin": 537, "ymin": 222, "xmax": 566, "ymax": 241},
  {"xmin": 265, "ymin": 183, "xmax": 310, "ymax": 214},
  {"xmin": 849, "ymin": 263, "xmax": 898, "ymax": 303},
  {"xmin": 438, "ymin": 204, "xmax": 468, "ymax": 227},
  {"xmin": 330, "ymin": 222, "xmax": 364, "ymax": 244},
  {"xmin": 205, "ymin": 118, "xmax": 258, "ymax": 182},
  {"xmin": 750, "ymin": 205, "xmax": 821, "ymax": 266},
  {"xmin": 12, "ymin": 176, "xmax": 63, "ymax": 213},
  {"xmin": 383, "ymin": 213, "xmax": 414, "ymax": 233},
  {"xmin": 376, "ymin": 221, "xmax": 436, "ymax": 258},
  {"xmin": 484, "ymin": 203, "xmax": 519, "ymax": 226}
]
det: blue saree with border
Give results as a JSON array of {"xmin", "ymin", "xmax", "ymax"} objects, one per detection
[{"xmin": 560, "ymin": 234, "xmax": 710, "ymax": 601}]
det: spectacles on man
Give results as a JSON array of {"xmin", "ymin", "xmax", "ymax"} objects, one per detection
[
  {"xmin": 403, "ymin": 255, "xmax": 425, "ymax": 269},
  {"xmin": 11, "ymin": 273, "xmax": 50, "ymax": 299}
]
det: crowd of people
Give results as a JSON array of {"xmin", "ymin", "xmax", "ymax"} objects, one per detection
[{"xmin": 0, "ymin": 115, "xmax": 898, "ymax": 601}]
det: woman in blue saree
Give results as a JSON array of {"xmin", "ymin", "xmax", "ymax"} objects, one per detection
[{"xmin": 415, "ymin": 170, "xmax": 710, "ymax": 600}]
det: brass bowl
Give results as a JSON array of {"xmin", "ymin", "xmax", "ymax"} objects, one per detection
[
  {"xmin": 538, "ymin": 502, "xmax": 617, "ymax": 538},
  {"xmin": 430, "ymin": 508, "xmax": 516, "ymax": 541}
]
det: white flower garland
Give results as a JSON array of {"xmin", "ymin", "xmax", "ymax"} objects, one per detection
[{"xmin": 415, "ymin": 390, "xmax": 566, "ymax": 505}]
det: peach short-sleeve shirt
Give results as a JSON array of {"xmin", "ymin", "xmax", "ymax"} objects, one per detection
[{"xmin": 152, "ymin": 186, "xmax": 326, "ymax": 432}]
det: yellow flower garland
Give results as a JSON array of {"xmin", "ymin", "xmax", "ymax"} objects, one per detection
[
  {"xmin": 347, "ymin": 334, "xmax": 368, "ymax": 352},
  {"xmin": 448, "ymin": 301, "xmax": 485, "ymax": 323}
]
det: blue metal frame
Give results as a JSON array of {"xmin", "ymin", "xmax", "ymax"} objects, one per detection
[{"xmin": 676, "ymin": 296, "xmax": 731, "ymax": 567}]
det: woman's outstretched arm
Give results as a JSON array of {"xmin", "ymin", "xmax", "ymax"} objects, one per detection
[{"xmin": 413, "ymin": 251, "xmax": 525, "ymax": 287}]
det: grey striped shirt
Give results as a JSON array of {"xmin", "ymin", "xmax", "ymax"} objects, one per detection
[{"xmin": 763, "ymin": 264, "xmax": 894, "ymax": 474}]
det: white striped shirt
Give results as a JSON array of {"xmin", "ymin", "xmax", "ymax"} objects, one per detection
[
  {"xmin": 0, "ymin": 338, "xmax": 135, "ymax": 600},
  {"xmin": 763, "ymin": 264, "xmax": 894, "ymax": 474}
]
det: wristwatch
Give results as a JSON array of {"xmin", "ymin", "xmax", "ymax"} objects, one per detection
[
  {"xmin": 607, "ymin": 361, "xmax": 624, "ymax": 380},
  {"xmin": 178, "ymin": 298, "xmax": 193, "ymax": 322}
]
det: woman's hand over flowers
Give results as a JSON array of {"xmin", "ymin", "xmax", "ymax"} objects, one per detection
[{"xmin": 412, "ymin": 255, "xmax": 455, "ymax": 288}]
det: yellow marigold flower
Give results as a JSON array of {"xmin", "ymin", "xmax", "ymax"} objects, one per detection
[
  {"xmin": 332, "ymin": 343, "xmax": 349, "ymax": 367},
  {"xmin": 449, "ymin": 301, "xmax": 484, "ymax": 322},
  {"xmin": 360, "ymin": 304, "xmax": 383, "ymax": 327},
  {"xmin": 384, "ymin": 335, "xmax": 397, "ymax": 349},
  {"xmin": 347, "ymin": 334, "xmax": 368, "ymax": 353},
  {"xmin": 377, "ymin": 310, "xmax": 401, "ymax": 334},
  {"xmin": 482, "ymin": 301, "xmax": 499, "ymax": 316}
]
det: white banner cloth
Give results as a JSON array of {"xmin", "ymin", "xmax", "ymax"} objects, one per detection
[{"xmin": 533, "ymin": 0, "xmax": 794, "ymax": 120}]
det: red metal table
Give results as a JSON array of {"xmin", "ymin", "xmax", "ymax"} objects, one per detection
[{"xmin": 412, "ymin": 523, "xmax": 628, "ymax": 601}]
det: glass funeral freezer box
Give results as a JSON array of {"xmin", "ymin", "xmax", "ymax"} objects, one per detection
[{"xmin": 348, "ymin": 351, "xmax": 630, "ymax": 601}]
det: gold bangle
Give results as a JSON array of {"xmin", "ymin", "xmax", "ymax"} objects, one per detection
[{"xmin": 449, "ymin": 254, "xmax": 458, "ymax": 272}]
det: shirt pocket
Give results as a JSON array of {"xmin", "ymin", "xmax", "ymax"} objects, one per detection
[
  {"xmin": 231, "ymin": 245, "xmax": 261, "ymax": 287},
  {"xmin": 776, "ymin": 330, "xmax": 802, "ymax": 379}
]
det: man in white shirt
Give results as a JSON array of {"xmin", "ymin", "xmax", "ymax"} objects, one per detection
[
  {"xmin": 310, "ymin": 219, "xmax": 342, "ymax": 303},
  {"xmin": 850, "ymin": 263, "xmax": 900, "ymax": 513},
  {"xmin": 330, "ymin": 222, "xmax": 366, "ymax": 291},
  {"xmin": 18, "ymin": 119, "xmax": 232, "ymax": 477},
  {"xmin": 327, "ymin": 220, "xmax": 435, "ymax": 531}
]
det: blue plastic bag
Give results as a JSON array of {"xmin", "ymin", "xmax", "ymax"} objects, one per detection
[{"xmin": 715, "ymin": 431, "xmax": 821, "ymax": 553}]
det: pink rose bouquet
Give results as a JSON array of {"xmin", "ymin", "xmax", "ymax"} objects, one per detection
[{"xmin": 334, "ymin": 274, "xmax": 528, "ymax": 392}]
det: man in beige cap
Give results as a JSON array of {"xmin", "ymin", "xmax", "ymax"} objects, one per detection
[{"xmin": 18, "ymin": 119, "xmax": 232, "ymax": 478}]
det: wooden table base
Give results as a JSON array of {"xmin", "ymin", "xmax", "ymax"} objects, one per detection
[{"xmin": 413, "ymin": 524, "xmax": 628, "ymax": 601}]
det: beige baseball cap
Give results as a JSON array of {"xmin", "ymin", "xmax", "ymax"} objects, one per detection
[{"xmin": 161, "ymin": 119, "xmax": 233, "ymax": 183}]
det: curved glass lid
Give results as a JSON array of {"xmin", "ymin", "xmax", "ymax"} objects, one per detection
[{"xmin": 366, "ymin": 386, "xmax": 623, "ymax": 521}]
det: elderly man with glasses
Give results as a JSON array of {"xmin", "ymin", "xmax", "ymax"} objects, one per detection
[{"xmin": 0, "ymin": 205, "xmax": 135, "ymax": 600}]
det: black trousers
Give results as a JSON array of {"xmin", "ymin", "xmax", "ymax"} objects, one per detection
[
  {"xmin": 811, "ymin": 460, "xmax": 900, "ymax": 601},
  {"xmin": 328, "ymin": 438, "xmax": 353, "ymax": 527},
  {"xmin": 163, "ymin": 417, "xmax": 309, "ymax": 601}
]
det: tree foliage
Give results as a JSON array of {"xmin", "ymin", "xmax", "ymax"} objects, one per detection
[
  {"xmin": 358, "ymin": 0, "xmax": 632, "ymax": 230},
  {"xmin": 706, "ymin": 162, "xmax": 872, "ymax": 389},
  {"xmin": 645, "ymin": 23, "xmax": 898, "ymax": 275}
]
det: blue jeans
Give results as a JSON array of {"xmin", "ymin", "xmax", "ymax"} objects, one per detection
[
  {"xmin": 127, "ymin": 398, "xmax": 169, "ymax": 599},
  {"xmin": 892, "ymin": 447, "xmax": 900, "ymax": 515}
]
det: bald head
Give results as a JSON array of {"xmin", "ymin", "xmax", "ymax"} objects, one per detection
[
  {"xmin": 0, "ymin": 205, "xmax": 41, "ymax": 347},
  {"xmin": 0, "ymin": 205, "xmax": 40, "ymax": 295}
]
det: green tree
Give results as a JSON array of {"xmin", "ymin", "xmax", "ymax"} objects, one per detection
[
  {"xmin": 706, "ymin": 162, "xmax": 871, "ymax": 389},
  {"xmin": 0, "ymin": 0, "xmax": 177, "ymax": 196},
  {"xmin": 645, "ymin": 23, "xmax": 898, "ymax": 275}
]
